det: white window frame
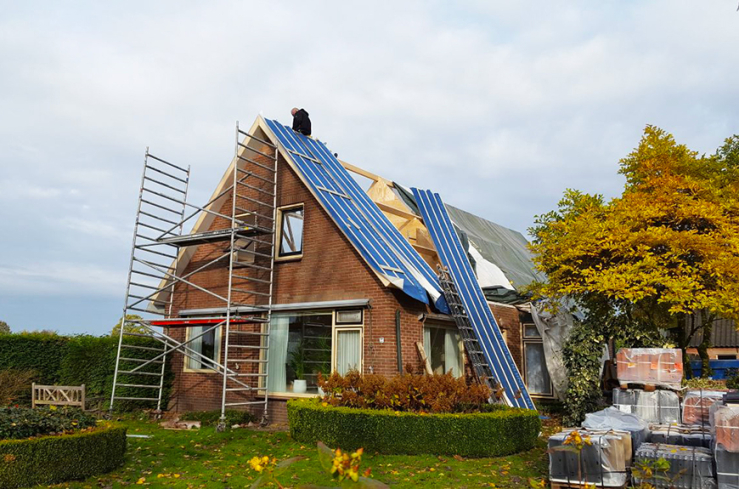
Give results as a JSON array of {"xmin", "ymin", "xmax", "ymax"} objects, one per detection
[
  {"xmin": 275, "ymin": 204, "xmax": 304, "ymax": 261},
  {"xmin": 260, "ymin": 309, "xmax": 364, "ymax": 398},
  {"xmin": 182, "ymin": 324, "xmax": 223, "ymax": 373},
  {"xmin": 423, "ymin": 321, "xmax": 464, "ymax": 378}
]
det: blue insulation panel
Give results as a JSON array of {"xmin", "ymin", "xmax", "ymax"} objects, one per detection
[
  {"xmin": 264, "ymin": 119, "xmax": 448, "ymax": 313},
  {"xmin": 412, "ymin": 188, "xmax": 535, "ymax": 410}
]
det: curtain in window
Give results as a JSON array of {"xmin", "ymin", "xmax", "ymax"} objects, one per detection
[
  {"xmin": 525, "ymin": 342, "xmax": 551, "ymax": 395},
  {"xmin": 267, "ymin": 315, "xmax": 290, "ymax": 393},
  {"xmin": 445, "ymin": 329, "xmax": 463, "ymax": 377},
  {"xmin": 423, "ymin": 327, "xmax": 432, "ymax": 360},
  {"xmin": 187, "ymin": 326, "xmax": 204, "ymax": 370},
  {"xmin": 336, "ymin": 330, "xmax": 361, "ymax": 375}
]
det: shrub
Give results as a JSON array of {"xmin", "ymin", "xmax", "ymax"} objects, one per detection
[
  {"xmin": 179, "ymin": 409, "xmax": 256, "ymax": 427},
  {"xmin": 318, "ymin": 370, "xmax": 491, "ymax": 413},
  {"xmin": 0, "ymin": 406, "xmax": 97, "ymax": 440},
  {"xmin": 287, "ymin": 399, "xmax": 541, "ymax": 457},
  {"xmin": 0, "ymin": 370, "xmax": 36, "ymax": 407},
  {"xmin": 725, "ymin": 369, "xmax": 739, "ymax": 390},
  {"xmin": 0, "ymin": 423, "xmax": 126, "ymax": 488}
]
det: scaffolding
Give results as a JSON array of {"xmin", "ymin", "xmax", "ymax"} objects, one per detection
[{"xmin": 110, "ymin": 122, "xmax": 279, "ymax": 426}]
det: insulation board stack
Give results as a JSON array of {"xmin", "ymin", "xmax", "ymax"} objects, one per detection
[
  {"xmin": 548, "ymin": 429, "xmax": 631, "ymax": 487},
  {"xmin": 648, "ymin": 424, "xmax": 712, "ymax": 449},
  {"xmin": 682, "ymin": 389, "xmax": 725, "ymax": 426},
  {"xmin": 613, "ymin": 388, "xmax": 680, "ymax": 424},
  {"xmin": 616, "ymin": 348, "xmax": 683, "ymax": 389},
  {"xmin": 633, "ymin": 443, "xmax": 716, "ymax": 489},
  {"xmin": 583, "ymin": 407, "xmax": 650, "ymax": 452}
]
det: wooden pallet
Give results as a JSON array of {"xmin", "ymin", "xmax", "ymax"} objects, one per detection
[{"xmin": 619, "ymin": 382, "xmax": 657, "ymax": 392}]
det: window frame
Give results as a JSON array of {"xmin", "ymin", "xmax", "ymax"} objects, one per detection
[
  {"xmin": 260, "ymin": 309, "xmax": 365, "ymax": 398},
  {"xmin": 275, "ymin": 204, "xmax": 305, "ymax": 261},
  {"xmin": 422, "ymin": 321, "xmax": 465, "ymax": 378},
  {"xmin": 521, "ymin": 323, "xmax": 554, "ymax": 398},
  {"xmin": 182, "ymin": 323, "xmax": 223, "ymax": 374}
]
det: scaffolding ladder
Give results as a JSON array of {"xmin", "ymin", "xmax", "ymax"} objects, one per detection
[
  {"xmin": 110, "ymin": 122, "xmax": 279, "ymax": 426},
  {"xmin": 437, "ymin": 265, "xmax": 501, "ymax": 400}
]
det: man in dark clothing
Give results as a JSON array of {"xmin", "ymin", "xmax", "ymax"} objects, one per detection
[{"xmin": 291, "ymin": 108, "xmax": 311, "ymax": 136}]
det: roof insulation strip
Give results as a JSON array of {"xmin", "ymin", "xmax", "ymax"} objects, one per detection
[
  {"xmin": 412, "ymin": 188, "xmax": 535, "ymax": 410},
  {"xmin": 264, "ymin": 119, "xmax": 448, "ymax": 313}
]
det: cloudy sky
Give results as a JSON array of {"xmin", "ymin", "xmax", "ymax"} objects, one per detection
[{"xmin": 1, "ymin": 1, "xmax": 738, "ymax": 335}]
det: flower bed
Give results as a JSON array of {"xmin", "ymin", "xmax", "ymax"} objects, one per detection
[
  {"xmin": 287, "ymin": 399, "xmax": 541, "ymax": 457},
  {"xmin": 0, "ymin": 422, "xmax": 126, "ymax": 488}
]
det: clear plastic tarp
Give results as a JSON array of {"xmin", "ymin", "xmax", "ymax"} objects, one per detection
[
  {"xmin": 648, "ymin": 424, "xmax": 712, "ymax": 449},
  {"xmin": 548, "ymin": 429, "xmax": 630, "ymax": 487},
  {"xmin": 583, "ymin": 406, "xmax": 650, "ymax": 452},
  {"xmin": 616, "ymin": 348, "xmax": 683, "ymax": 389},
  {"xmin": 716, "ymin": 445, "xmax": 739, "ymax": 489},
  {"xmin": 613, "ymin": 388, "xmax": 680, "ymax": 424},
  {"xmin": 715, "ymin": 405, "xmax": 739, "ymax": 452},
  {"xmin": 634, "ymin": 443, "xmax": 716, "ymax": 489},
  {"xmin": 682, "ymin": 389, "xmax": 725, "ymax": 426}
]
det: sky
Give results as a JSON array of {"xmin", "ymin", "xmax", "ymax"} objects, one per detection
[{"xmin": 1, "ymin": 1, "xmax": 738, "ymax": 335}]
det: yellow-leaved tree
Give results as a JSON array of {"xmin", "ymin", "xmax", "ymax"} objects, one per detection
[{"xmin": 529, "ymin": 127, "xmax": 739, "ymax": 423}]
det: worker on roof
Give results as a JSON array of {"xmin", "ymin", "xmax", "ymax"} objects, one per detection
[{"xmin": 291, "ymin": 108, "xmax": 311, "ymax": 136}]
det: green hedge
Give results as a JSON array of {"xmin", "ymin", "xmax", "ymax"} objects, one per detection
[
  {"xmin": 0, "ymin": 423, "xmax": 127, "ymax": 488},
  {"xmin": 287, "ymin": 399, "xmax": 541, "ymax": 457},
  {"xmin": 0, "ymin": 333, "xmax": 173, "ymax": 411}
]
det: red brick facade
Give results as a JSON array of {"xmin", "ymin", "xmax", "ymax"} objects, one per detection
[{"xmin": 164, "ymin": 140, "xmax": 528, "ymax": 422}]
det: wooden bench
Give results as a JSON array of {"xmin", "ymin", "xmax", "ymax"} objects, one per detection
[{"xmin": 32, "ymin": 383, "xmax": 85, "ymax": 410}]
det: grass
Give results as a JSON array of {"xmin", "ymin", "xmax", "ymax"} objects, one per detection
[{"xmin": 49, "ymin": 414, "xmax": 556, "ymax": 488}]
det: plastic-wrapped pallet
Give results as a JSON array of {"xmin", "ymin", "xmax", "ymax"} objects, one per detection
[
  {"xmin": 648, "ymin": 424, "xmax": 712, "ymax": 449},
  {"xmin": 548, "ymin": 429, "xmax": 631, "ymax": 487},
  {"xmin": 715, "ymin": 405, "xmax": 739, "ymax": 452},
  {"xmin": 682, "ymin": 389, "xmax": 725, "ymax": 426},
  {"xmin": 616, "ymin": 348, "xmax": 682, "ymax": 389},
  {"xmin": 583, "ymin": 407, "xmax": 650, "ymax": 452},
  {"xmin": 612, "ymin": 388, "xmax": 680, "ymax": 424},
  {"xmin": 633, "ymin": 443, "xmax": 716, "ymax": 489},
  {"xmin": 716, "ymin": 445, "xmax": 739, "ymax": 489}
]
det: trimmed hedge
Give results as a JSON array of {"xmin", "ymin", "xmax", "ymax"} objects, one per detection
[
  {"xmin": 0, "ymin": 423, "xmax": 127, "ymax": 488},
  {"xmin": 0, "ymin": 332, "xmax": 173, "ymax": 410},
  {"xmin": 287, "ymin": 399, "xmax": 541, "ymax": 457},
  {"xmin": 0, "ymin": 406, "xmax": 97, "ymax": 439}
]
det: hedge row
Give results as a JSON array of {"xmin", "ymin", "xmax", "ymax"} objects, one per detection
[
  {"xmin": 0, "ymin": 333, "xmax": 173, "ymax": 410},
  {"xmin": 287, "ymin": 399, "xmax": 541, "ymax": 457},
  {"xmin": 0, "ymin": 423, "xmax": 127, "ymax": 488}
]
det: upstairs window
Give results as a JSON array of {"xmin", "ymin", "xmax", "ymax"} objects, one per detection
[{"xmin": 277, "ymin": 205, "xmax": 304, "ymax": 259}]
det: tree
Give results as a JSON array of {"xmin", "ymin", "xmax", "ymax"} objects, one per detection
[
  {"xmin": 111, "ymin": 315, "xmax": 152, "ymax": 337},
  {"xmin": 529, "ymin": 127, "xmax": 739, "ymax": 421},
  {"xmin": 0, "ymin": 321, "xmax": 9, "ymax": 335}
]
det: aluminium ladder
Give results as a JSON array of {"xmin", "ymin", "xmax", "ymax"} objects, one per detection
[
  {"xmin": 110, "ymin": 122, "xmax": 279, "ymax": 426},
  {"xmin": 437, "ymin": 265, "xmax": 501, "ymax": 401}
]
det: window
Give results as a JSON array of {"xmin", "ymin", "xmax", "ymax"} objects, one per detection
[
  {"xmin": 423, "ymin": 323, "xmax": 464, "ymax": 377},
  {"xmin": 184, "ymin": 325, "xmax": 221, "ymax": 371},
  {"xmin": 277, "ymin": 205, "xmax": 304, "ymax": 258},
  {"xmin": 522, "ymin": 323, "xmax": 553, "ymax": 397},
  {"xmin": 336, "ymin": 309, "xmax": 363, "ymax": 325},
  {"xmin": 265, "ymin": 310, "xmax": 364, "ymax": 395}
]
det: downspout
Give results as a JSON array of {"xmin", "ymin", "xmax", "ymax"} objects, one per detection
[{"xmin": 396, "ymin": 310, "xmax": 403, "ymax": 374}]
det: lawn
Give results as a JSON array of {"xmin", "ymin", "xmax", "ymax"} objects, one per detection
[{"xmin": 53, "ymin": 415, "xmax": 556, "ymax": 488}]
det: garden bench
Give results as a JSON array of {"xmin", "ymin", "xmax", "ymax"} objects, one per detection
[{"xmin": 32, "ymin": 383, "xmax": 85, "ymax": 410}]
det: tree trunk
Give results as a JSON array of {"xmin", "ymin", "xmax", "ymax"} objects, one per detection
[{"xmin": 698, "ymin": 310, "xmax": 714, "ymax": 378}]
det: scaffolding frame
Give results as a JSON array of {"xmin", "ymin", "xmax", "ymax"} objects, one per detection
[{"xmin": 110, "ymin": 122, "xmax": 279, "ymax": 426}]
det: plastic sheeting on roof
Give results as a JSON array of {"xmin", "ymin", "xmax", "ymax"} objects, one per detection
[{"xmin": 263, "ymin": 118, "xmax": 448, "ymax": 314}]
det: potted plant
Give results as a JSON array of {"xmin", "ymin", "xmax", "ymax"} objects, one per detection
[{"xmin": 290, "ymin": 342, "xmax": 307, "ymax": 394}]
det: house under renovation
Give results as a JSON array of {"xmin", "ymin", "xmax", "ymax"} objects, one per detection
[{"xmin": 110, "ymin": 116, "xmax": 563, "ymax": 424}]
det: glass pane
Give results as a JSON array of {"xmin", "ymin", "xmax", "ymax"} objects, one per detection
[
  {"xmin": 524, "ymin": 324, "xmax": 540, "ymax": 338},
  {"xmin": 525, "ymin": 342, "xmax": 552, "ymax": 395},
  {"xmin": 279, "ymin": 208, "xmax": 304, "ymax": 256},
  {"xmin": 336, "ymin": 330, "xmax": 361, "ymax": 375},
  {"xmin": 336, "ymin": 309, "xmax": 362, "ymax": 324},
  {"xmin": 270, "ymin": 312, "xmax": 331, "ymax": 394},
  {"xmin": 424, "ymin": 326, "xmax": 447, "ymax": 375},
  {"xmin": 186, "ymin": 325, "xmax": 219, "ymax": 370}
]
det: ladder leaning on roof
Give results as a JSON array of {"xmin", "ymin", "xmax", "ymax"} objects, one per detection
[
  {"xmin": 109, "ymin": 122, "xmax": 279, "ymax": 427},
  {"xmin": 437, "ymin": 265, "xmax": 502, "ymax": 401}
]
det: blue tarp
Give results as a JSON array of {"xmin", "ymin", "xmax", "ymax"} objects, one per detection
[
  {"xmin": 412, "ymin": 188, "xmax": 535, "ymax": 410},
  {"xmin": 264, "ymin": 119, "xmax": 448, "ymax": 313}
]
